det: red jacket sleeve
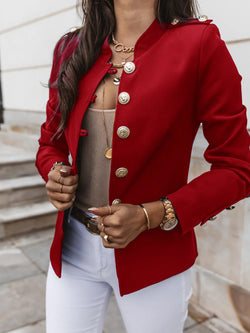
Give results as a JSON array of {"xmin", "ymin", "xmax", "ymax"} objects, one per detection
[
  {"xmin": 35, "ymin": 38, "xmax": 70, "ymax": 183},
  {"xmin": 167, "ymin": 24, "xmax": 250, "ymax": 235}
]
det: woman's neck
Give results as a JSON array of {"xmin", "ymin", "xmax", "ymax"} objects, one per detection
[{"xmin": 113, "ymin": 0, "xmax": 157, "ymax": 46}]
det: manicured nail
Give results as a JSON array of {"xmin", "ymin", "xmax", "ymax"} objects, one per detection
[
  {"xmin": 88, "ymin": 207, "xmax": 98, "ymax": 211},
  {"xmin": 60, "ymin": 169, "xmax": 68, "ymax": 173}
]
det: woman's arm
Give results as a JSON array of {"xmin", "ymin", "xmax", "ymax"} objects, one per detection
[
  {"xmin": 166, "ymin": 24, "xmax": 250, "ymax": 235},
  {"xmin": 35, "ymin": 35, "xmax": 79, "ymax": 211},
  {"xmin": 35, "ymin": 37, "xmax": 71, "ymax": 183}
]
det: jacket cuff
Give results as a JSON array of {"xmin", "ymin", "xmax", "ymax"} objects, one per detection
[{"xmin": 166, "ymin": 168, "xmax": 249, "ymax": 235}]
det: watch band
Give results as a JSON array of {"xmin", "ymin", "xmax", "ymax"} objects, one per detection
[{"xmin": 158, "ymin": 197, "xmax": 179, "ymax": 231}]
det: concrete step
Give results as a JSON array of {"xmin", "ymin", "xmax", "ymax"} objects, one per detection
[
  {"xmin": 0, "ymin": 175, "xmax": 47, "ymax": 209},
  {"xmin": 0, "ymin": 147, "xmax": 37, "ymax": 179},
  {"xmin": 0, "ymin": 128, "xmax": 39, "ymax": 152},
  {"xmin": 0, "ymin": 201, "xmax": 58, "ymax": 239}
]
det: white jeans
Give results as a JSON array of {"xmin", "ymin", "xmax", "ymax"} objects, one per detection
[{"xmin": 46, "ymin": 213, "xmax": 193, "ymax": 333}]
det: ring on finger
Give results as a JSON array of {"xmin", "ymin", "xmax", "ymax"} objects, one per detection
[
  {"xmin": 103, "ymin": 234, "xmax": 110, "ymax": 242},
  {"xmin": 100, "ymin": 222, "xmax": 105, "ymax": 232}
]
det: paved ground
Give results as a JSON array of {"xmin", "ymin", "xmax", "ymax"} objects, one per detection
[{"xmin": 0, "ymin": 227, "xmax": 243, "ymax": 333}]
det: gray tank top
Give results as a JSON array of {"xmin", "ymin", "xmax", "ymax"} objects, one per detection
[{"xmin": 74, "ymin": 107, "xmax": 116, "ymax": 211}]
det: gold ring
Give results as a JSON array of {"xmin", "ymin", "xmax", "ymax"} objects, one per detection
[{"xmin": 104, "ymin": 234, "xmax": 109, "ymax": 242}]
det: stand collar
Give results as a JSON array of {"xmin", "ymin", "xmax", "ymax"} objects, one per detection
[{"xmin": 101, "ymin": 17, "xmax": 167, "ymax": 59}]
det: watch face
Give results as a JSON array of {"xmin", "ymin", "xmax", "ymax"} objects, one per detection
[{"xmin": 163, "ymin": 218, "xmax": 178, "ymax": 231}]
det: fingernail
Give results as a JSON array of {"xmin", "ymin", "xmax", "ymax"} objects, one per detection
[
  {"xmin": 72, "ymin": 196, "xmax": 76, "ymax": 202},
  {"xmin": 60, "ymin": 169, "xmax": 68, "ymax": 173},
  {"xmin": 88, "ymin": 207, "xmax": 98, "ymax": 211}
]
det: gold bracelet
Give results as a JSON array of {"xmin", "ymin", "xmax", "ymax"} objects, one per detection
[
  {"xmin": 158, "ymin": 197, "xmax": 178, "ymax": 231},
  {"xmin": 139, "ymin": 204, "xmax": 150, "ymax": 230}
]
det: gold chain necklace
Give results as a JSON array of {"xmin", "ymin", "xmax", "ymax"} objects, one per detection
[
  {"xmin": 102, "ymin": 78, "xmax": 112, "ymax": 159},
  {"xmin": 109, "ymin": 41, "xmax": 134, "ymax": 85},
  {"xmin": 110, "ymin": 53, "xmax": 134, "ymax": 69},
  {"xmin": 112, "ymin": 33, "xmax": 134, "ymax": 53},
  {"xmin": 110, "ymin": 53, "xmax": 134, "ymax": 86},
  {"xmin": 101, "ymin": 35, "xmax": 134, "ymax": 150}
]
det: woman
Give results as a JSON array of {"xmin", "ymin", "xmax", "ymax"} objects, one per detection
[{"xmin": 35, "ymin": 0, "xmax": 250, "ymax": 332}]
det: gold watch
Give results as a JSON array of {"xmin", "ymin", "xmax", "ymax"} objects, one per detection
[{"xmin": 159, "ymin": 197, "xmax": 179, "ymax": 231}]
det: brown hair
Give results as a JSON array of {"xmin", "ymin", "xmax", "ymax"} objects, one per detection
[{"xmin": 53, "ymin": 0, "xmax": 198, "ymax": 136}]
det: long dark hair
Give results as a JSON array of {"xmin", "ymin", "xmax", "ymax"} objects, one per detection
[{"xmin": 53, "ymin": 0, "xmax": 198, "ymax": 136}]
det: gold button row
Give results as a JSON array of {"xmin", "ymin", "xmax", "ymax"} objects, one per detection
[{"xmin": 115, "ymin": 62, "xmax": 135, "ymax": 179}]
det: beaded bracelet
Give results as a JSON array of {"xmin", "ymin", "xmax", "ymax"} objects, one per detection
[{"xmin": 139, "ymin": 204, "xmax": 150, "ymax": 230}]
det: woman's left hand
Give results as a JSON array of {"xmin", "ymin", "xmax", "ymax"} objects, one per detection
[{"xmin": 88, "ymin": 204, "xmax": 147, "ymax": 249}]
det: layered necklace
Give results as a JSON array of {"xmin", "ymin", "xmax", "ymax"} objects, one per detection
[
  {"xmin": 109, "ymin": 33, "xmax": 134, "ymax": 86},
  {"xmin": 102, "ymin": 34, "xmax": 134, "ymax": 159},
  {"xmin": 102, "ymin": 77, "xmax": 113, "ymax": 159}
]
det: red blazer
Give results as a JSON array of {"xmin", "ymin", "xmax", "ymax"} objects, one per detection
[{"xmin": 35, "ymin": 17, "xmax": 250, "ymax": 296}]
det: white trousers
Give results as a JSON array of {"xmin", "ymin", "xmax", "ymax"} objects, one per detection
[{"xmin": 46, "ymin": 213, "xmax": 193, "ymax": 333}]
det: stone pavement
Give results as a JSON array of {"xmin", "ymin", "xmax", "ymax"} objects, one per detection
[{"xmin": 0, "ymin": 227, "xmax": 244, "ymax": 333}]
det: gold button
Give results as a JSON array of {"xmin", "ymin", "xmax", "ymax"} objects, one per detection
[
  {"xmin": 115, "ymin": 167, "xmax": 128, "ymax": 178},
  {"xmin": 124, "ymin": 62, "xmax": 135, "ymax": 74},
  {"xmin": 118, "ymin": 92, "xmax": 130, "ymax": 105},
  {"xmin": 171, "ymin": 18, "xmax": 179, "ymax": 25},
  {"xmin": 117, "ymin": 126, "xmax": 130, "ymax": 139},
  {"xmin": 198, "ymin": 15, "xmax": 208, "ymax": 22},
  {"xmin": 112, "ymin": 199, "xmax": 121, "ymax": 205},
  {"xmin": 69, "ymin": 26, "xmax": 79, "ymax": 32}
]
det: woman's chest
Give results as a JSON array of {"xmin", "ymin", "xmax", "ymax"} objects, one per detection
[{"xmin": 65, "ymin": 46, "xmax": 200, "ymax": 161}]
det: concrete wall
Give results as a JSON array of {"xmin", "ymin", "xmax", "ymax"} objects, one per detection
[
  {"xmin": 0, "ymin": 0, "xmax": 249, "ymax": 131},
  {"xmin": 0, "ymin": 0, "xmax": 81, "ymax": 133},
  {"xmin": 198, "ymin": 0, "xmax": 250, "ymax": 128},
  {"xmin": 189, "ymin": 3, "xmax": 250, "ymax": 332}
]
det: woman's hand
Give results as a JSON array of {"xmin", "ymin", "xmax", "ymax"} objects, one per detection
[
  {"xmin": 89, "ymin": 204, "xmax": 147, "ymax": 249},
  {"xmin": 46, "ymin": 165, "xmax": 78, "ymax": 211}
]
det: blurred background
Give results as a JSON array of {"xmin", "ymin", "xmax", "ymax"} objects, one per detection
[{"xmin": 0, "ymin": 1, "xmax": 249, "ymax": 332}]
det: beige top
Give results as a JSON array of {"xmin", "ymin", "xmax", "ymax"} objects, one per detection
[{"xmin": 74, "ymin": 107, "xmax": 116, "ymax": 211}]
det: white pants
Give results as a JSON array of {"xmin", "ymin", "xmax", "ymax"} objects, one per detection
[{"xmin": 46, "ymin": 213, "xmax": 193, "ymax": 333}]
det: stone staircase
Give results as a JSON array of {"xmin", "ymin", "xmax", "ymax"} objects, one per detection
[{"xmin": 0, "ymin": 131, "xmax": 57, "ymax": 240}]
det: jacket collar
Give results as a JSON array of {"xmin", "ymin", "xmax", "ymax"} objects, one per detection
[{"xmin": 101, "ymin": 17, "xmax": 167, "ymax": 60}]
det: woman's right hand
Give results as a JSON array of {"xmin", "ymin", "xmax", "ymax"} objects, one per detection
[{"xmin": 46, "ymin": 165, "xmax": 78, "ymax": 211}]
